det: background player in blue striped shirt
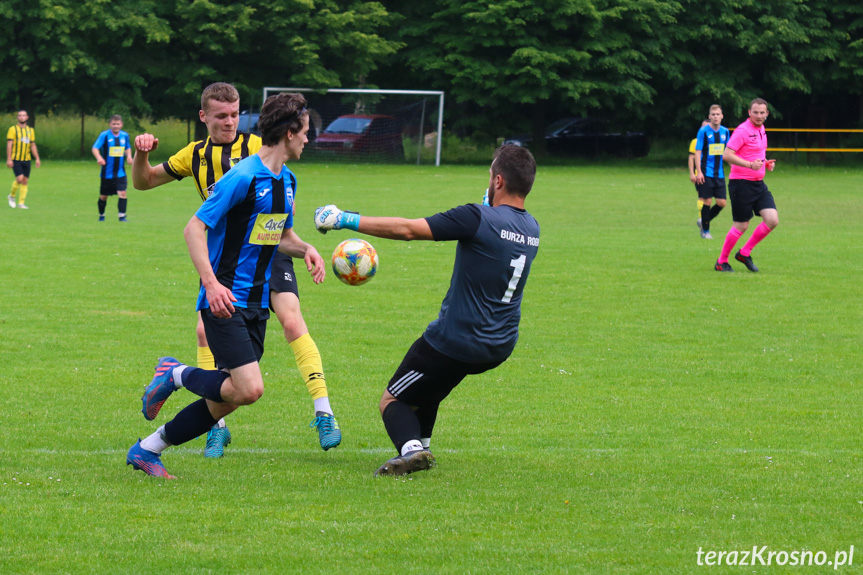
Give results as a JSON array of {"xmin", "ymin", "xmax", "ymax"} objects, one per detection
[
  {"xmin": 694, "ymin": 105, "xmax": 730, "ymax": 239},
  {"xmin": 92, "ymin": 115, "xmax": 133, "ymax": 222},
  {"xmin": 126, "ymin": 93, "xmax": 326, "ymax": 478},
  {"xmin": 315, "ymin": 144, "xmax": 540, "ymax": 476}
]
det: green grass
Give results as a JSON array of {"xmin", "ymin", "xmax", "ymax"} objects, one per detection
[{"xmin": 0, "ymin": 160, "xmax": 861, "ymax": 574}]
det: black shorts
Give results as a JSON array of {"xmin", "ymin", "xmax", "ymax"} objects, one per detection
[
  {"xmin": 729, "ymin": 179, "xmax": 777, "ymax": 222},
  {"xmin": 269, "ymin": 251, "xmax": 299, "ymax": 297},
  {"xmin": 12, "ymin": 160, "xmax": 30, "ymax": 178},
  {"xmin": 386, "ymin": 335, "xmax": 504, "ymax": 407},
  {"xmin": 696, "ymin": 176, "xmax": 727, "ymax": 200},
  {"xmin": 200, "ymin": 307, "xmax": 269, "ymax": 370},
  {"xmin": 100, "ymin": 176, "xmax": 127, "ymax": 196}
]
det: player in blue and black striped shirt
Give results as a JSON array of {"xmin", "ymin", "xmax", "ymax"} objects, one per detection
[
  {"xmin": 126, "ymin": 93, "xmax": 327, "ymax": 478},
  {"xmin": 694, "ymin": 105, "xmax": 730, "ymax": 239},
  {"xmin": 92, "ymin": 115, "xmax": 133, "ymax": 222}
]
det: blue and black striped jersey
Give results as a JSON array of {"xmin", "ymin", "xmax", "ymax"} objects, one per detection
[
  {"xmin": 194, "ymin": 154, "xmax": 296, "ymax": 311},
  {"xmin": 694, "ymin": 125, "xmax": 731, "ymax": 179},
  {"xmin": 93, "ymin": 129, "xmax": 131, "ymax": 179}
]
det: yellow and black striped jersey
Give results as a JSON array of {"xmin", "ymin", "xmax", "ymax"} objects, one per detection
[
  {"xmin": 7, "ymin": 125, "xmax": 36, "ymax": 161},
  {"xmin": 162, "ymin": 132, "xmax": 262, "ymax": 202}
]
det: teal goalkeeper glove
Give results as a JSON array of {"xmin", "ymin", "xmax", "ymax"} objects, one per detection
[{"xmin": 314, "ymin": 204, "xmax": 360, "ymax": 234}]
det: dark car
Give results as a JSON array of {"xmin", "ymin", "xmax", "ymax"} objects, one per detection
[
  {"xmin": 314, "ymin": 114, "xmax": 403, "ymax": 159},
  {"xmin": 237, "ymin": 111, "xmax": 260, "ymax": 136},
  {"xmin": 504, "ymin": 118, "xmax": 649, "ymax": 158}
]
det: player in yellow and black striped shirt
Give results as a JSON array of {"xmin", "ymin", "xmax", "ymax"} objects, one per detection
[
  {"xmin": 6, "ymin": 110, "xmax": 41, "ymax": 209},
  {"xmin": 131, "ymin": 83, "xmax": 340, "ymax": 458},
  {"xmin": 161, "ymin": 125, "xmax": 261, "ymax": 202}
]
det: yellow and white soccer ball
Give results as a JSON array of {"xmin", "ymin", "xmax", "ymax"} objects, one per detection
[{"xmin": 331, "ymin": 238, "xmax": 378, "ymax": 286}]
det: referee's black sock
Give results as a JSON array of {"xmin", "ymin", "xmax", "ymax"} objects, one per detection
[
  {"xmin": 701, "ymin": 204, "xmax": 712, "ymax": 231},
  {"xmin": 97, "ymin": 198, "xmax": 107, "ymax": 216},
  {"xmin": 163, "ymin": 399, "xmax": 218, "ymax": 446},
  {"xmin": 182, "ymin": 367, "xmax": 229, "ymax": 402},
  {"xmin": 382, "ymin": 401, "xmax": 421, "ymax": 455}
]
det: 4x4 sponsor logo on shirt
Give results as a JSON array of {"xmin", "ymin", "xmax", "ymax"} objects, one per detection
[{"xmin": 249, "ymin": 213, "xmax": 288, "ymax": 245}]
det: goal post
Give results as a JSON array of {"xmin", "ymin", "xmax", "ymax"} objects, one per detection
[{"xmin": 262, "ymin": 87, "xmax": 444, "ymax": 166}]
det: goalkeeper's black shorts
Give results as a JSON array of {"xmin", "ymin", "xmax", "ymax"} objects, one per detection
[{"xmin": 386, "ymin": 334, "xmax": 503, "ymax": 406}]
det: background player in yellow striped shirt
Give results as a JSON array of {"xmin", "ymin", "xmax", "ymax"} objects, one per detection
[
  {"xmin": 6, "ymin": 110, "xmax": 41, "ymax": 209},
  {"xmin": 132, "ymin": 83, "xmax": 340, "ymax": 457},
  {"xmin": 688, "ymin": 120, "xmax": 709, "ymax": 233}
]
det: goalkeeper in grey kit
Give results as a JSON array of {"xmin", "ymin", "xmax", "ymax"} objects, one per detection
[{"xmin": 315, "ymin": 144, "xmax": 540, "ymax": 476}]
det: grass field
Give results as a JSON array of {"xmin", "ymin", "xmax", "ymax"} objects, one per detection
[{"xmin": 0, "ymin": 160, "xmax": 861, "ymax": 574}]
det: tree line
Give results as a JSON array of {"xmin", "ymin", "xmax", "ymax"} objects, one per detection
[{"xmin": 1, "ymin": 0, "xmax": 860, "ymax": 146}]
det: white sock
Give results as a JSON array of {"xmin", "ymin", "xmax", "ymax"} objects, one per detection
[
  {"xmin": 401, "ymin": 440, "xmax": 423, "ymax": 456},
  {"xmin": 216, "ymin": 418, "xmax": 226, "ymax": 428},
  {"xmin": 313, "ymin": 397, "xmax": 333, "ymax": 415},
  {"xmin": 140, "ymin": 426, "xmax": 171, "ymax": 454},
  {"xmin": 421, "ymin": 437, "xmax": 431, "ymax": 449},
  {"xmin": 172, "ymin": 365, "xmax": 188, "ymax": 389}
]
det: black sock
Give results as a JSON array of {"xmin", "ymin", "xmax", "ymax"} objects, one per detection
[
  {"xmin": 701, "ymin": 204, "xmax": 712, "ymax": 231},
  {"xmin": 98, "ymin": 199, "xmax": 107, "ymax": 215},
  {"xmin": 182, "ymin": 367, "xmax": 228, "ymax": 402},
  {"xmin": 118, "ymin": 197, "xmax": 127, "ymax": 214},
  {"xmin": 415, "ymin": 402, "xmax": 439, "ymax": 442},
  {"xmin": 382, "ymin": 401, "xmax": 421, "ymax": 455},
  {"xmin": 163, "ymin": 399, "xmax": 217, "ymax": 445},
  {"xmin": 709, "ymin": 204, "xmax": 723, "ymax": 224}
]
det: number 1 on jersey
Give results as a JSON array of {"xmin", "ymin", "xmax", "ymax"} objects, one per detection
[{"xmin": 502, "ymin": 254, "xmax": 526, "ymax": 303}]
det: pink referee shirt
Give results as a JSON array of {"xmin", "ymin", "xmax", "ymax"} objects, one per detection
[{"xmin": 727, "ymin": 118, "xmax": 767, "ymax": 181}]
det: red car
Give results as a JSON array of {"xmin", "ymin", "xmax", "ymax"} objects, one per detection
[{"xmin": 314, "ymin": 114, "xmax": 404, "ymax": 159}]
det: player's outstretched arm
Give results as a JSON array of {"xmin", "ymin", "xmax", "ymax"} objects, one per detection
[
  {"xmin": 314, "ymin": 204, "xmax": 433, "ymax": 241},
  {"xmin": 279, "ymin": 228, "xmax": 326, "ymax": 284},
  {"xmin": 132, "ymin": 133, "xmax": 174, "ymax": 190},
  {"xmin": 184, "ymin": 215, "xmax": 236, "ymax": 318}
]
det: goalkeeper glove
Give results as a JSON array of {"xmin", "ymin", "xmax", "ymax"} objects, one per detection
[{"xmin": 314, "ymin": 204, "xmax": 360, "ymax": 234}]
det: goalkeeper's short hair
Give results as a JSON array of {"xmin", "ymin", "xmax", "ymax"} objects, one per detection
[{"xmin": 493, "ymin": 145, "xmax": 536, "ymax": 197}]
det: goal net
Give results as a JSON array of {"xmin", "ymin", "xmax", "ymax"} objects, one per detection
[{"xmin": 261, "ymin": 88, "xmax": 444, "ymax": 166}]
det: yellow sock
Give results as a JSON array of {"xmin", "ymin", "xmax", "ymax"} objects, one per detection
[
  {"xmin": 10, "ymin": 181, "xmax": 19, "ymax": 198},
  {"xmin": 196, "ymin": 346, "xmax": 216, "ymax": 370},
  {"xmin": 697, "ymin": 198, "xmax": 704, "ymax": 219},
  {"xmin": 18, "ymin": 185, "xmax": 28, "ymax": 204},
  {"xmin": 289, "ymin": 333, "xmax": 328, "ymax": 400}
]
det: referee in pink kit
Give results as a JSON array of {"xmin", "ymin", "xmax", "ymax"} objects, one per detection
[{"xmin": 714, "ymin": 98, "xmax": 778, "ymax": 272}]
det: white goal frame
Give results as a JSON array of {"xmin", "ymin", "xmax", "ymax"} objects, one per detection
[{"xmin": 263, "ymin": 87, "xmax": 445, "ymax": 166}]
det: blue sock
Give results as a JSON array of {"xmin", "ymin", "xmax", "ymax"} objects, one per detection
[{"xmin": 182, "ymin": 367, "xmax": 229, "ymax": 402}]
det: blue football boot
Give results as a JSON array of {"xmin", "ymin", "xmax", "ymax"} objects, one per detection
[{"xmin": 142, "ymin": 357, "xmax": 181, "ymax": 421}]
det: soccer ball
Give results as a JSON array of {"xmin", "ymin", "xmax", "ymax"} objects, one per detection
[{"xmin": 331, "ymin": 238, "xmax": 378, "ymax": 286}]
